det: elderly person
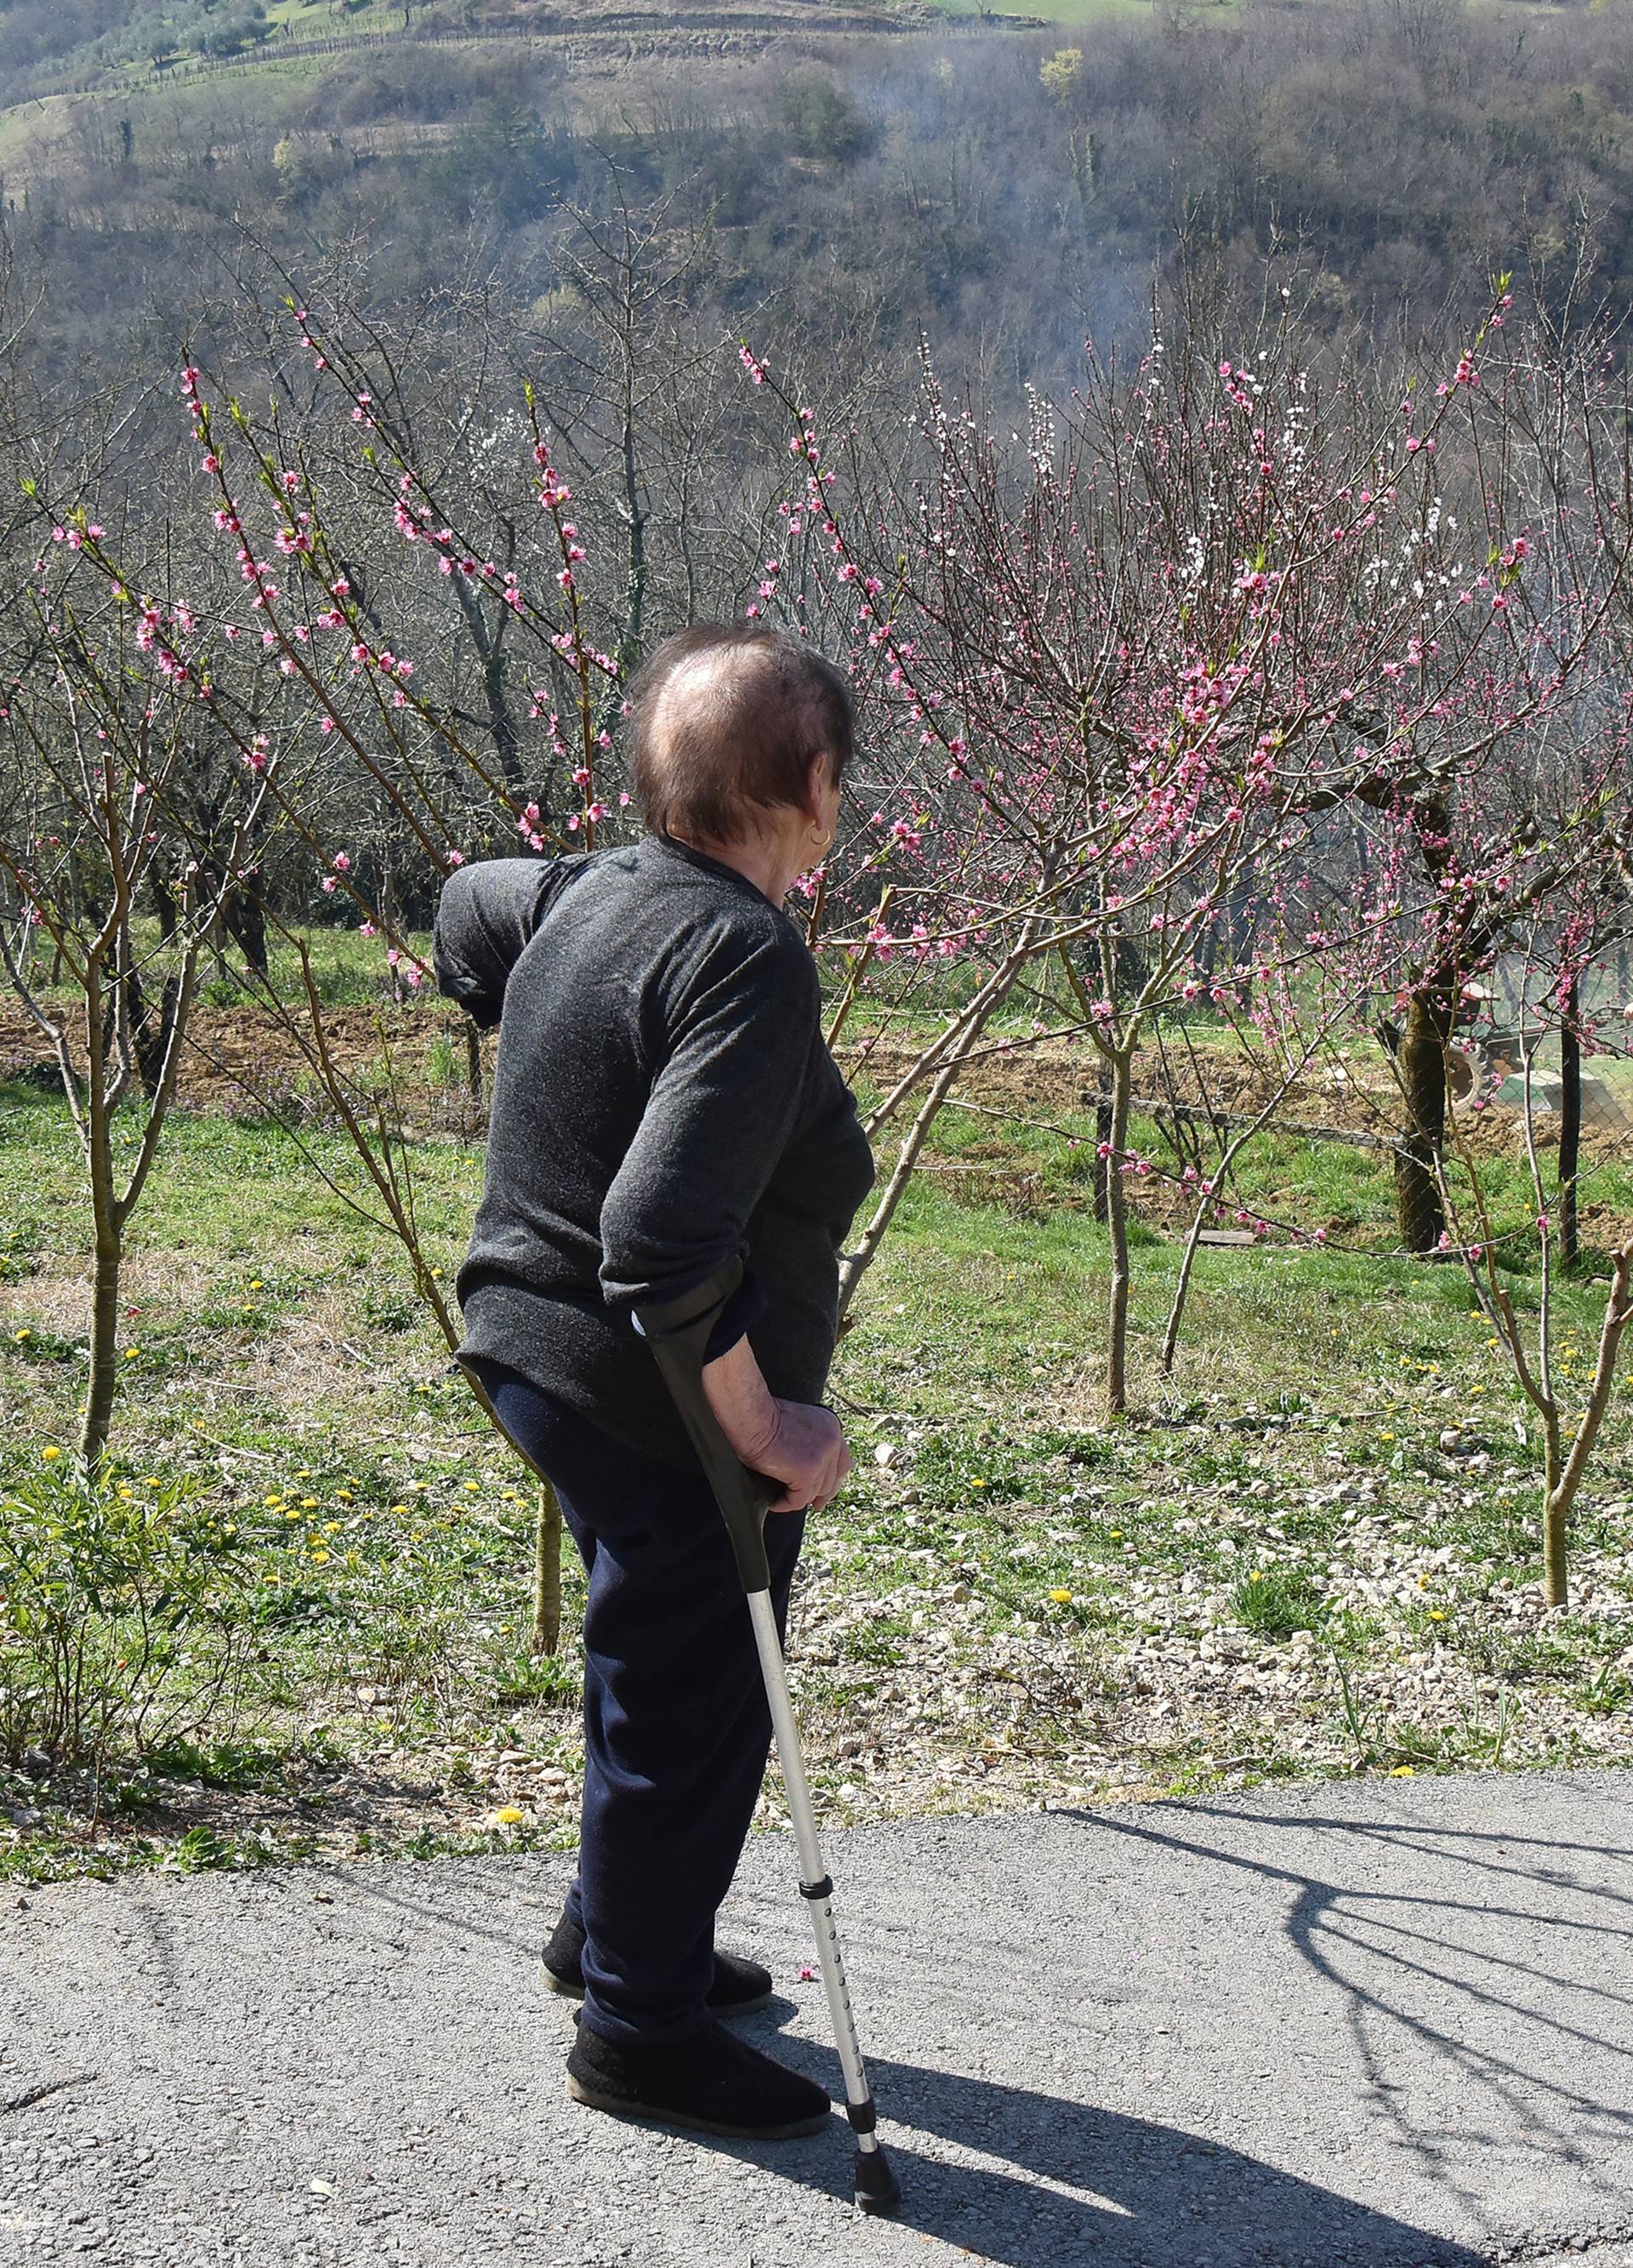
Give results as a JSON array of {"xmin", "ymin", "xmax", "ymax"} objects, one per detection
[{"xmin": 434, "ymin": 622, "xmax": 875, "ymax": 2142}]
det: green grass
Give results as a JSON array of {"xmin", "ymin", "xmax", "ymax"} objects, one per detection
[{"xmin": 2, "ymin": 1026, "xmax": 1630, "ymax": 1881}]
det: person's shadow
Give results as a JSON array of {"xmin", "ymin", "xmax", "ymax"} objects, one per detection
[{"xmin": 687, "ymin": 2043, "xmax": 1485, "ymax": 2265}]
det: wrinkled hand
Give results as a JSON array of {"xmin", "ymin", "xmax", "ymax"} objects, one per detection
[
  {"xmin": 702, "ymin": 1337, "xmax": 851, "ymax": 1514},
  {"xmin": 752, "ymin": 1398, "xmax": 851, "ymax": 1516}
]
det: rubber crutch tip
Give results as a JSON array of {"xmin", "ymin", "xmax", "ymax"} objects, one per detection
[{"xmin": 853, "ymin": 2145, "xmax": 902, "ymax": 2216}]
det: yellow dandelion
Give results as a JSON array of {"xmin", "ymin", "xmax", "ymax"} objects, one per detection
[
  {"xmin": 123, "ymin": 1347, "xmax": 139, "ymax": 1360},
  {"xmin": 490, "ymin": 1806, "xmax": 525, "ymax": 1827},
  {"xmin": 1428, "ymin": 1610, "xmax": 1447, "ymax": 1621},
  {"xmin": 1389, "ymin": 1765, "xmax": 1416, "ymax": 1778},
  {"xmin": 41, "ymin": 1445, "xmax": 61, "ymax": 1461},
  {"xmin": 1050, "ymin": 1587, "xmax": 1074, "ymax": 1604}
]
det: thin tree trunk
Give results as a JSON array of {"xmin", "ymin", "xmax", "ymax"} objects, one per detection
[
  {"xmin": 131, "ymin": 874, "xmax": 182, "ymax": 1100},
  {"xmin": 1161, "ymin": 1201, "xmax": 1210, "ymax": 1376},
  {"xmin": 1558, "ymin": 977, "xmax": 1581, "ymax": 1271},
  {"xmin": 82, "ymin": 978, "xmax": 122, "ymax": 1469},
  {"xmin": 1058, "ymin": 944, "xmax": 1112, "ymax": 1220},
  {"xmin": 532, "ymin": 1482, "xmax": 563, "ymax": 1657},
  {"xmin": 1104, "ymin": 1046, "xmax": 1133, "ymax": 1415},
  {"xmin": 223, "ymin": 868, "xmax": 269, "ymax": 978},
  {"xmin": 452, "ymin": 561, "xmax": 524, "ymax": 791},
  {"xmin": 1541, "ymin": 1409, "xmax": 1566, "ymax": 1606},
  {"xmin": 1092, "ymin": 1078, "xmax": 1112, "ymax": 1223},
  {"xmin": 83, "ymin": 1223, "xmax": 122, "ymax": 1469},
  {"xmin": 1395, "ymin": 987, "xmax": 1450, "ymax": 1252},
  {"xmin": 1542, "ymin": 1242, "xmax": 1633, "ymax": 1606}
]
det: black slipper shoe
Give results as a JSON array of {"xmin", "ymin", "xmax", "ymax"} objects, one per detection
[
  {"xmin": 566, "ymin": 2018, "xmax": 831, "ymax": 2140},
  {"xmin": 540, "ymin": 1912, "xmax": 774, "ymax": 2016}
]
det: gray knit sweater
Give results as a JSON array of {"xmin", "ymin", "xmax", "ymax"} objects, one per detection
[{"xmin": 435, "ymin": 839, "xmax": 876, "ymax": 1472}]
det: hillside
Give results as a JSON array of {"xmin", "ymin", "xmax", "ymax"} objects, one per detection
[
  {"xmin": 0, "ymin": 0, "xmax": 950, "ymax": 124},
  {"xmin": 4, "ymin": 0, "xmax": 1632, "ymax": 445}
]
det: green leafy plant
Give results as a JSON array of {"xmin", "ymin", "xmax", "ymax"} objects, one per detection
[
  {"xmin": 1575, "ymin": 1660, "xmax": 1632, "ymax": 1718},
  {"xmin": 0, "ymin": 1459, "xmax": 253, "ymax": 1776},
  {"xmin": 1233, "ymin": 1566, "xmax": 1327, "ymax": 1637}
]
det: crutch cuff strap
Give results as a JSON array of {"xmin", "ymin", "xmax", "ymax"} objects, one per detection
[
  {"xmin": 630, "ymin": 1255, "xmax": 744, "ymax": 1342},
  {"xmin": 845, "ymin": 2098, "xmax": 879, "ymax": 2135},
  {"xmin": 799, "ymin": 1875, "xmax": 834, "ymax": 1901}
]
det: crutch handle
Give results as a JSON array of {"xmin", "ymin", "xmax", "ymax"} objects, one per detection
[{"xmin": 633, "ymin": 1256, "xmax": 777, "ymax": 1595}]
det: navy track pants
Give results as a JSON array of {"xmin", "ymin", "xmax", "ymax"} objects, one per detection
[{"xmin": 468, "ymin": 1359, "xmax": 805, "ymax": 2046}]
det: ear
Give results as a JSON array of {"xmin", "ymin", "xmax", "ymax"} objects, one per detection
[{"xmin": 803, "ymin": 748, "xmax": 832, "ymax": 823}]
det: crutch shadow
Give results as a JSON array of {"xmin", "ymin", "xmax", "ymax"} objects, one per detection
[{"xmin": 682, "ymin": 2058, "xmax": 1485, "ymax": 2265}]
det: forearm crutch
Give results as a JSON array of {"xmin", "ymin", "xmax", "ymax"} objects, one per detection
[{"xmin": 634, "ymin": 1258, "xmax": 902, "ymax": 2216}]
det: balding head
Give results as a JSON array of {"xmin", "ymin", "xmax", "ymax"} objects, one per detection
[{"xmin": 628, "ymin": 622, "xmax": 855, "ymax": 849}]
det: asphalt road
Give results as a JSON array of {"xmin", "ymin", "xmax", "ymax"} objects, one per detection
[{"xmin": 3, "ymin": 1767, "xmax": 1631, "ymax": 2267}]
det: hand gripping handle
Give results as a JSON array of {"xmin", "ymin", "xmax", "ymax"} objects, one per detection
[{"xmin": 633, "ymin": 1256, "xmax": 777, "ymax": 1595}]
